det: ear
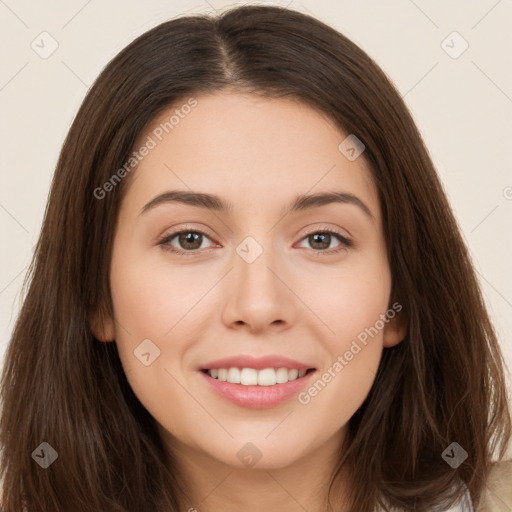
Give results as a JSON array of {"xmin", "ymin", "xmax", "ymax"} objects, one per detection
[
  {"xmin": 89, "ymin": 307, "xmax": 115, "ymax": 342},
  {"xmin": 382, "ymin": 304, "xmax": 407, "ymax": 348}
]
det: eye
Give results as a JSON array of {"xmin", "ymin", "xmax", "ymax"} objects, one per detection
[
  {"xmin": 158, "ymin": 226, "xmax": 353, "ymax": 256},
  {"xmin": 158, "ymin": 228, "xmax": 216, "ymax": 255},
  {"xmin": 296, "ymin": 229, "xmax": 353, "ymax": 255}
]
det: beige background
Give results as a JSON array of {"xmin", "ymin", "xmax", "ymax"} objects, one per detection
[{"xmin": 1, "ymin": 0, "xmax": 511, "ymax": 460}]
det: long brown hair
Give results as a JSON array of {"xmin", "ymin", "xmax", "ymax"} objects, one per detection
[{"xmin": 1, "ymin": 5, "xmax": 510, "ymax": 511}]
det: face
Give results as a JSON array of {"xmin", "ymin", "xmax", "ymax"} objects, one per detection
[{"xmin": 95, "ymin": 91, "xmax": 405, "ymax": 473}]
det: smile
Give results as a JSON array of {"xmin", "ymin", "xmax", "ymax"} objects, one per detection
[
  {"xmin": 203, "ymin": 367, "xmax": 313, "ymax": 386},
  {"xmin": 199, "ymin": 367, "xmax": 317, "ymax": 409}
]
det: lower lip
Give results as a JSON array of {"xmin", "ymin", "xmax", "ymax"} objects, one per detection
[{"xmin": 199, "ymin": 370, "xmax": 316, "ymax": 409}]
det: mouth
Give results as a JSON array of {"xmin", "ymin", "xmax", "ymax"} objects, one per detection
[
  {"xmin": 198, "ymin": 366, "xmax": 318, "ymax": 409},
  {"xmin": 200, "ymin": 367, "xmax": 316, "ymax": 386}
]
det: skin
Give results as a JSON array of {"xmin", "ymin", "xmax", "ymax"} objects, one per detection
[{"xmin": 93, "ymin": 91, "xmax": 406, "ymax": 512}]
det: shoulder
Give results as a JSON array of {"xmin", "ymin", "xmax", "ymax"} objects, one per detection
[
  {"xmin": 374, "ymin": 480, "xmax": 474, "ymax": 512},
  {"xmin": 447, "ymin": 483, "xmax": 474, "ymax": 512},
  {"xmin": 374, "ymin": 462, "xmax": 512, "ymax": 512},
  {"xmin": 476, "ymin": 459, "xmax": 512, "ymax": 511}
]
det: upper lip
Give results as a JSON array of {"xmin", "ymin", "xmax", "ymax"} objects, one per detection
[{"xmin": 199, "ymin": 354, "xmax": 316, "ymax": 371}]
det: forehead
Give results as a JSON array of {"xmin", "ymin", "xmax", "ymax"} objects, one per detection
[{"xmin": 123, "ymin": 91, "xmax": 380, "ymax": 221}]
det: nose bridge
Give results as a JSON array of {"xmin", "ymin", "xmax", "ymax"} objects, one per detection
[
  {"xmin": 234, "ymin": 232, "xmax": 280, "ymax": 298},
  {"xmin": 221, "ymin": 231, "xmax": 293, "ymax": 331}
]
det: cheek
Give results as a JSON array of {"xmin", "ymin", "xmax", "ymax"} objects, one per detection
[
  {"xmin": 326, "ymin": 280, "xmax": 390, "ymax": 344},
  {"xmin": 306, "ymin": 253, "xmax": 391, "ymax": 395},
  {"xmin": 308, "ymin": 256, "xmax": 392, "ymax": 347},
  {"xmin": 108, "ymin": 246, "xmax": 218, "ymax": 388},
  {"xmin": 109, "ymin": 247, "xmax": 207, "ymax": 339},
  {"xmin": 296, "ymin": 285, "xmax": 389, "ymax": 436},
  {"xmin": 108, "ymin": 251, "xmax": 204, "ymax": 433}
]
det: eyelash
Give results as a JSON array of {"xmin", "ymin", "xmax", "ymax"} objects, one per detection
[{"xmin": 157, "ymin": 226, "xmax": 353, "ymax": 257}]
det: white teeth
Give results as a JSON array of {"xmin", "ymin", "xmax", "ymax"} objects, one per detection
[
  {"xmin": 240, "ymin": 368, "xmax": 258, "ymax": 385},
  {"xmin": 206, "ymin": 367, "xmax": 310, "ymax": 386},
  {"xmin": 276, "ymin": 367, "xmax": 289, "ymax": 383},
  {"xmin": 257, "ymin": 368, "xmax": 276, "ymax": 386},
  {"xmin": 228, "ymin": 367, "xmax": 241, "ymax": 384}
]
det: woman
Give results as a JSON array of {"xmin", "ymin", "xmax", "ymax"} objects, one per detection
[{"xmin": 0, "ymin": 5, "xmax": 510, "ymax": 511}]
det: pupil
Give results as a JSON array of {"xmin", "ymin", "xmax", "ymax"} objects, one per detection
[
  {"xmin": 311, "ymin": 233, "xmax": 329, "ymax": 249},
  {"xmin": 180, "ymin": 232, "xmax": 201, "ymax": 249}
]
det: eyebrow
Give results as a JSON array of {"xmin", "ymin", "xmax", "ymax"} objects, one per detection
[{"xmin": 140, "ymin": 190, "xmax": 374, "ymax": 221}]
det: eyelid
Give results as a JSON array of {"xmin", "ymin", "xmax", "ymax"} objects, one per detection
[
  {"xmin": 299, "ymin": 224, "xmax": 351, "ymax": 240},
  {"xmin": 158, "ymin": 223, "xmax": 215, "ymax": 241}
]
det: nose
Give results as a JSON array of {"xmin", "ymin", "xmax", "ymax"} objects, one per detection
[{"xmin": 220, "ymin": 242, "xmax": 297, "ymax": 334}]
